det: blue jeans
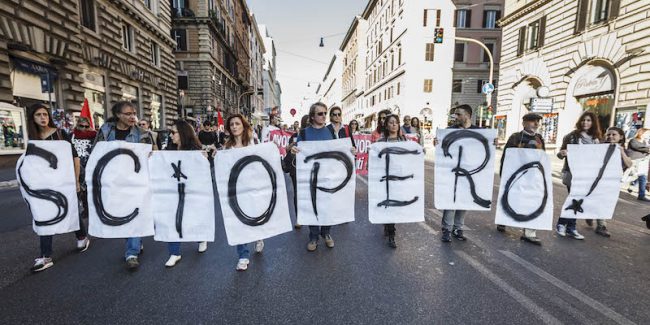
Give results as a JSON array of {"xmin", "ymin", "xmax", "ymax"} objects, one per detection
[
  {"xmin": 638, "ymin": 175, "xmax": 647, "ymax": 198},
  {"xmin": 125, "ymin": 237, "xmax": 141, "ymax": 260},
  {"xmin": 237, "ymin": 244, "xmax": 250, "ymax": 259},
  {"xmin": 168, "ymin": 242, "xmax": 181, "ymax": 256},
  {"xmin": 309, "ymin": 226, "xmax": 331, "ymax": 241},
  {"xmin": 441, "ymin": 210, "xmax": 466, "ymax": 231}
]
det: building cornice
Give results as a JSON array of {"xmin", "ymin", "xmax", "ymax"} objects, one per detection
[
  {"xmin": 361, "ymin": 0, "xmax": 379, "ymax": 19},
  {"xmin": 498, "ymin": 0, "xmax": 552, "ymax": 27},
  {"xmin": 340, "ymin": 16, "xmax": 361, "ymax": 51}
]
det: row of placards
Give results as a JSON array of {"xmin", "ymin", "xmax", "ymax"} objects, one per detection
[{"xmin": 17, "ymin": 129, "xmax": 622, "ymax": 246}]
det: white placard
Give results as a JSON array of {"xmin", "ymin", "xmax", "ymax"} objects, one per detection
[
  {"xmin": 296, "ymin": 138, "xmax": 356, "ymax": 226},
  {"xmin": 495, "ymin": 148, "xmax": 553, "ymax": 230},
  {"xmin": 150, "ymin": 151, "xmax": 215, "ymax": 242},
  {"xmin": 215, "ymin": 142, "xmax": 292, "ymax": 246},
  {"xmin": 86, "ymin": 141, "xmax": 154, "ymax": 238},
  {"xmin": 434, "ymin": 129, "xmax": 497, "ymax": 210},
  {"xmin": 368, "ymin": 141, "xmax": 425, "ymax": 224},
  {"xmin": 16, "ymin": 141, "xmax": 80, "ymax": 236},
  {"xmin": 560, "ymin": 144, "xmax": 622, "ymax": 219}
]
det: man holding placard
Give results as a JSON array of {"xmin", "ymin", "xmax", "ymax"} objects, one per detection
[{"xmin": 496, "ymin": 113, "xmax": 546, "ymax": 245}]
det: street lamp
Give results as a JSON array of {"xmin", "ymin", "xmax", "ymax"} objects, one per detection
[
  {"xmin": 237, "ymin": 88, "xmax": 264, "ymax": 114},
  {"xmin": 455, "ymin": 37, "xmax": 493, "ymax": 127}
]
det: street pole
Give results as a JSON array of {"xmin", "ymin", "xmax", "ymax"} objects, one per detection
[
  {"xmin": 455, "ymin": 37, "xmax": 493, "ymax": 127},
  {"xmin": 237, "ymin": 89, "xmax": 257, "ymax": 115}
]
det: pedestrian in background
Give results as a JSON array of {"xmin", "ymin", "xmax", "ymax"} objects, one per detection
[
  {"xmin": 496, "ymin": 113, "xmax": 545, "ymax": 245},
  {"xmin": 371, "ymin": 109, "xmax": 391, "ymax": 142},
  {"xmin": 555, "ymin": 111, "xmax": 602, "ymax": 240},
  {"xmin": 284, "ymin": 114, "xmax": 310, "ymax": 229},
  {"xmin": 163, "ymin": 119, "xmax": 209, "ymax": 267},
  {"xmin": 71, "ymin": 116, "xmax": 96, "ymax": 244},
  {"xmin": 138, "ymin": 119, "xmax": 159, "ymax": 150},
  {"xmin": 349, "ymin": 119, "xmax": 361, "ymax": 135},
  {"xmin": 198, "ymin": 121, "xmax": 218, "ymax": 148},
  {"xmin": 377, "ymin": 114, "xmax": 406, "ymax": 248},
  {"xmin": 401, "ymin": 115, "xmax": 414, "ymax": 134},
  {"xmin": 26, "ymin": 103, "xmax": 88, "ymax": 272},
  {"xmin": 626, "ymin": 128, "xmax": 650, "ymax": 201},
  {"xmin": 93, "ymin": 101, "xmax": 154, "ymax": 270},
  {"xmin": 411, "ymin": 117, "xmax": 424, "ymax": 146},
  {"xmin": 327, "ymin": 106, "xmax": 355, "ymax": 148},
  {"xmin": 222, "ymin": 114, "xmax": 265, "ymax": 271}
]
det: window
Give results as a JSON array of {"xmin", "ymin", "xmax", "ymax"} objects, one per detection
[
  {"xmin": 528, "ymin": 21, "xmax": 539, "ymax": 50},
  {"xmin": 172, "ymin": 29, "xmax": 187, "ymax": 51},
  {"xmin": 425, "ymin": 43, "xmax": 435, "ymax": 61},
  {"xmin": 171, "ymin": 0, "xmax": 186, "ymax": 17},
  {"xmin": 477, "ymin": 80, "xmax": 485, "ymax": 93},
  {"xmin": 150, "ymin": 42, "xmax": 160, "ymax": 66},
  {"xmin": 482, "ymin": 42, "xmax": 495, "ymax": 63},
  {"xmin": 436, "ymin": 9, "xmax": 441, "ymax": 27},
  {"xmin": 143, "ymin": 0, "xmax": 153, "ymax": 11},
  {"xmin": 423, "ymin": 9, "xmax": 428, "ymax": 26},
  {"xmin": 453, "ymin": 80, "xmax": 462, "ymax": 93},
  {"xmin": 80, "ymin": 0, "xmax": 96, "ymax": 31},
  {"xmin": 576, "ymin": 0, "xmax": 619, "ymax": 33},
  {"xmin": 454, "ymin": 43, "xmax": 465, "ymax": 62},
  {"xmin": 397, "ymin": 82, "xmax": 400, "ymax": 95},
  {"xmin": 483, "ymin": 10, "xmax": 501, "ymax": 28},
  {"xmin": 398, "ymin": 47, "xmax": 402, "ymax": 65},
  {"xmin": 517, "ymin": 16, "xmax": 546, "ymax": 55},
  {"xmin": 178, "ymin": 75, "xmax": 188, "ymax": 90},
  {"xmin": 423, "ymin": 79, "xmax": 433, "ymax": 93},
  {"xmin": 122, "ymin": 24, "xmax": 134, "ymax": 52},
  {"xmin": 208, "ymin": 0, "xmax": 214, "ymax": 11},
  {"xmin": 455, "ymin": 10, "xmax": 471, "ymax": 28}
]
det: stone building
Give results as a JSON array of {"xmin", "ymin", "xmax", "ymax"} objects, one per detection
[{"xmin": 496, "ymin": 0, "xmax": 650, "ymax": 147}]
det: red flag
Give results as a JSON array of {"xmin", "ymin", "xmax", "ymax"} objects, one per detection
[
  {"xmin": 80, "ymin": 98, "xmax": 94, "ymax": 129},
  {"xmin": 217, "ymin": 110, "xmax": 224, "ymax": 129}
]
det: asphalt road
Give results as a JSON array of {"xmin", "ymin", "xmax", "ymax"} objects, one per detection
[{"xmin": 0, "ymin": 161, "xmax": 648, "ymax": 324}]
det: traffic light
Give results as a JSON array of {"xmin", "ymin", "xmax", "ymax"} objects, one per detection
[{"xmin": 434, "ymin": 28, "xmax": 444, "ymax": 44}]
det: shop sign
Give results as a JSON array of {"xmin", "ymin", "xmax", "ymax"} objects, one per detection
[
  {"xmin": 573, "ymin": 65, "xmax": 614, "ymax": 97},
  {"xmin": 530, "ymin": 97, "xmax": 553, "ymax": 113}
]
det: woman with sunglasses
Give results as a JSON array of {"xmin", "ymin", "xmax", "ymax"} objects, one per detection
[
  {"xmin": 222, "ymin": 114, "xmax": 265, "ymax": 271},
  {"xmin": 164, "ymin": 119, "xmax": 209, "ymax": 267},
  {"xmin": 349, "ymin": 119, "xmax": 361, "ymax": 135},
  {"xmin": 376, "ymin": 114, "xmax": 406, "ymax": 248},
  {"xmin": 26, "ymin": 104, "xmax": 89, "ymax": 272},
  {"xmin": 371, "ymin": 109, "xmax": 392, "ymax": 142}
]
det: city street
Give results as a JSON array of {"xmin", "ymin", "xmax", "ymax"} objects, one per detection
[{"xmin": 0, "ymin": 160, "xmax": 648, "ymax": 324}]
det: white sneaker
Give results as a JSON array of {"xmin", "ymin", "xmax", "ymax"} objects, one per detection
[
  {"xmin": 198, "ymin": 241, "xmax": 208, "ymax": 253},
  {"xmin": 236, "ymin": 258, "xmax": 249, "ymax": 271},
  {"xmin": 165, "ymin": 255, "xmax": 182, "ymax": 267},
  {"xmin": 77, "ymin": 237, "xmax": 90, "ymax": 252},
  {"xmin": 556, "ymin": 224, "xmax": 567, "ymax": 237},
  {"xmin": 567, "ymin": 230, "xmax": 585, "ymax": 240},
  {"xmin": 254, "ymin": 240, "xmax": 264, "ymax": 253},
  {"xmin": 31, "ymin": 257, "xmax": 53, "ymax": 272}
]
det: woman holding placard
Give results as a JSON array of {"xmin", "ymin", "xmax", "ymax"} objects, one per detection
[
  {"xmin": 556, "ymin": 111, "xmax": 602, "ymax": 240},
  {"xmin": 223, "ymin": 114, "xmax": 265, "ymax": 271},
  {"xmin": 164, "ymin": 119, "xmax": 209, "ymax": 267},
  {"xmin": 26, "ymin": 103, "xmax": 88, "ymax": 272},
  {"xmin": 377, "ymin": 114, "xmax": 406, "ymax": 248}
]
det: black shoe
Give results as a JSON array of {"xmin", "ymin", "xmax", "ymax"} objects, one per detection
[
  {"xmin": 595, "ymin": 225, "xmax": 611, "ymax": 237},
  {"xmin": 387, "ymin": 236, "xmax": 397, "ymax": 248},
  {"xmin": 496, "ymin": 225, "xmax": 506, "ymax": 232},
  {"xmin": 441, "ymin": 229, "xmax": 451, "ymax": 243},
  {"xmin": 585, "ymin": 219, "xmax": 593, "ymax": 227},
  {"xmin": 643, "ymin": 215, "xmax": 650, "ymax": 229},
  {"xmin": 126, "ymin": 256, "xmax": 139, "ymax": 271},
  {"xmin": 452, "ymin": 228, "xmax": 466, "ymax": 241},
  {"xmin": 520, "ymin": 235, "xmax": 542, "ymax": 245},
  {"xmin": 638, "ymin": 197, "xmax": 650, "ymax": 202}
]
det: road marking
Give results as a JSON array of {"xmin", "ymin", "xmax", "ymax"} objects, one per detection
[
  {"xmin": 0, "ymin": 180, "xmax": 18, "ymax": 189},
  {"xmin": 455, "ymin": 250, "xmax": 563, "ymax": 325},
  {"xmin": 499, "ymin": 250, "xmax": 637, "ymax": 325},
  {"xmin": 357, "ymin": 176, "xmax": 368, "ymax": 185}
]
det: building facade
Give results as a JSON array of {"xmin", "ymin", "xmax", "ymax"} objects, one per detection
[
  {"xmin": 0, "ymin": 0, "xmax": 177, "ymax": 161},
  {"xmin": 496, "ymin": 0, "xmax": 650, "ymax": 147},
  {"xmin": 360, "ymin": 0, "xmax": 457, "ymax": 132},
  {"xmin": 249, "ymin": 15, "xmax": 266, "ymax": 125},
  {"xmin": 318, "ymin": 52, "xmax": 343, "ymax": 111},
  {"xmin": 340, "ymin": 16, "xmax": 368, "ymax": 123},
  {"xmin": 451, "ymin": 0, "xmax": 504, "ymax": 126},
  {"xmin": 259, "ymin": 24, "xmax": 281, "ymax": 114},
  {"xmin": 171, "ymin": 0, "xmax": 254, "ymax": 122}
]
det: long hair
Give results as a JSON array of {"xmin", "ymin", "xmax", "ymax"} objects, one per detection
[
  {"xmin": 26, "ymin": 103, "xmax": 56, "ymax": 139},
  {"xmin": 224, "ymin": 114, "xmax": 253, "ymax": 148},
  {"xmin": 606, "ymin": 126, "xmax": 626, "ymax": 146},
  {"xmin": 382, "ymin": 115, "xmax": 401, "ymax": 139},
  {"xmin": 573, "ymin": 111, "xmax": 602, "ymax": 140},
  {"xmin": 300, "ymin": 114, "xmax": 310, "ymax": 130},
  {"xmin": 375, "ymin": 109, "xmax": 392, "ymax": 134},
  {"xmin": 174, "ymin": 119, "xmax": 202, "ymax": 150},
  {"xmin": 411, "ymin": 117, "xmax": 421, "ymax": 129},
  {"xmin": 349, "ymin": 119, "xmax": 359, "ymax": 133},
  {"xmin": 308, "ymin": 102, "xmax": 327, "ymax": 124},
  {"xmin": 107, "ymin": 101, "xmax": 136, "ymax": 123},
  {"xmin": 634, "ymin": 128, "xmax": 649, "ymax": 140}
]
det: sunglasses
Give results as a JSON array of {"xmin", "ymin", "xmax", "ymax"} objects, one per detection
[
  {"xmin": 315, "ymin": 112, "xmax": 327, "ymax": 116},
  {"xmin": 170, "ymin": 130, "xmax": 177, "ymax": 134},
  {"xmin": 330, "ymin": 113, "xmax": 341, "ymax": 117},
  {"xmin": 78, "ymin": 125, "xmax": 90, "ymax": 129}
]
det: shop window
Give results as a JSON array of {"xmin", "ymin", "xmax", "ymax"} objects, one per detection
[
  {"xmin": 615, "ymin": 107, "xmax": 645, "ymax": 139},
  {"xmin": 0, "ymin": 107, "xmax": 26, "ymax": 152},
  {"xmin": 578, "ymin": 94, "xmax": 615, "ymax": 135},
  {"xmin": 452, "ymin": 79, "xmax": 462, "ymax": 93},
  {"xmin": 540, "ymin": 113, "xmax": 558, "ymax": 145},
  {"xmin": 495, "ymin": 115, "xmax": 507, "ymax": 142},
  {"xmin": 79, "ymin": 0, "xmax": 96, "ymax": 31}
]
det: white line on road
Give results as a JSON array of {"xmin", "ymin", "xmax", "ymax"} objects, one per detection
[
  {"xmin": 455, "ymin": 250, "xmax": 563, "ymax": 325},
  {"xmin": 499, "ymin": 250, "xmax": 637, "ymax": 325},
  {"xmin": 357, "ymin": 176, "xmax": 368, "ymax": 185}
]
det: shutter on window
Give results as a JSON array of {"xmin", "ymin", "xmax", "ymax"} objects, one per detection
[
  {"xmin": 517, "ymin": 26, "xmax": 526, "ymax": 56},
  {"xmin": 466, "ymin": 10, "xmax": 472, "ymax": 28},
  {"xmin": 454, "ymin": 10, "xmax": 458, "ymax": 27},
  {"xmin": 538, "ymin": 16, "xmax": 547, "ymax": 47},
  {"xmin": 483, "ymin": 10, "xmax": 488, "ymax": 28},
  {"xmin": 575, "ymin": 0, "xmax": 589, "ymax": 34},
  {"xmin": 609, "ymin": 0, "xmax": 621, "ymax": 20}
]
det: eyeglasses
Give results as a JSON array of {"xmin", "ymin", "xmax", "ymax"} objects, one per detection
[
  {"xmin": 315, "ymin": 112, "xmax": 327, "ymax": 116},
  {"xmin": 330, "ymin": 113, "xmax": 341, "ymax": 117},
  {"xmin": 170, "ymin": 130, "xmax": 177, "ymax": 135},
  {"xmin": 78, "ymin": 125, "xmax": 90, "ymax": 129}
]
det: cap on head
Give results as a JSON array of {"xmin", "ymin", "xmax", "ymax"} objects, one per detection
[{"xmin": 522, "ymin": 113, "xmax": 543, "ymax": 121}]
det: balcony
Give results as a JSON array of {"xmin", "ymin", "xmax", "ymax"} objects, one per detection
[{"xmin": 171, "ymin": 7, "xmax": 195, "ymax": 18}]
